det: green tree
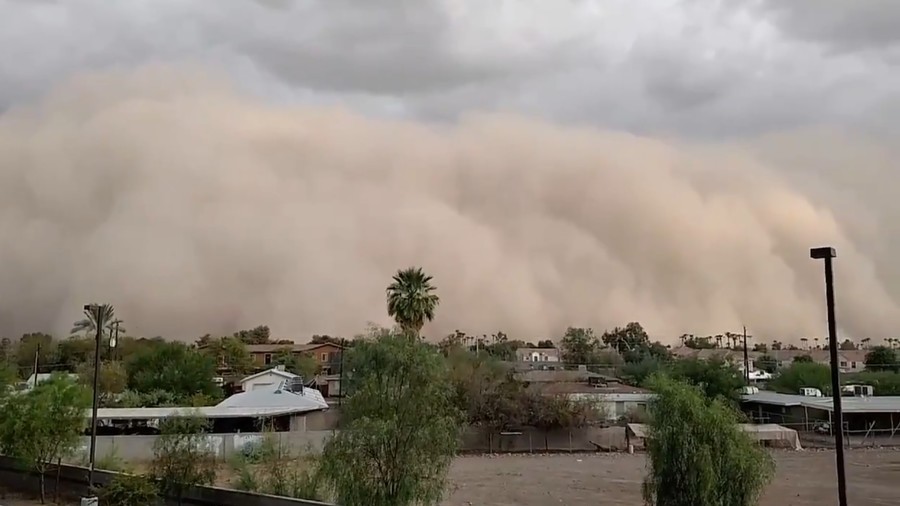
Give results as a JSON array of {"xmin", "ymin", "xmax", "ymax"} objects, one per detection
[
  {"xmin": 98, "ymin": 473, "xmax": 159, "ymax": 506},
  {"xmin": 16, "ymin": 333, "xmax": 57, "ymax": 377},
  {"xmin": 601, "ymin": 322, "xmax": 651, "ymax": 353},
  {"xmin": 642, "ymin": 376, "xmax": 774, "ymax": 506},
  {"xmin": 272, "ymin": 348, "xmax": 319, "ymax": 378},
  {"xmin": 793, "ymin": 355, "xmax": 813, "ymax": 363},
  {"xmin": 756, "ymin": 354, "xmax": 778, "ymax": 374},
  {"xmin": 76, "ymin": 360, "xmax": 127, "ymax": 404},
  {"xmin": 126, "ymin": 342, "xmax": 220, "ymax": 404},
  {"xmin": 150, "ymin": 416, "xmax": 217, "ymax": 505},
  {"xmin": 770, "ymin": 362, "xmax": 831, "ymax": 394},
  {"xmin": 666, "ymin": 357, "xmax": 744, "ymax": 401},
  {"xmin": 57, "ymin": 336, "xmax": 95, "ymax": 370},
  {"xmin": 386, "ymin": 267, "xmax": 440, "ymax": 339},
  {"xmin": 536, "ymin": 339, "xmax": 555, "ymax": 348},
  {"xmin": 0, "ymin": 374, "xmax": 91, "ymax": 503},
  {"xmin": 320, "ymin": 332, "xmax": 460, "ymax": 506},
  {"xmin": 839, "ymin": 339, "xmax": 857, "ymax": 351},
  {"xmin": 233, "ymin": 325, "xmax": 272, "ymax": 344},
  {"xmin": 865, "ymin": 346, "xmax": 899, "ymax": 372},
  {"xmin": 200, "ymin": 336, "xmax": 253, "ymax": 374},
  {"xmin": 559, "ymin": 327, "xmax": 600, "ymax": 364}
]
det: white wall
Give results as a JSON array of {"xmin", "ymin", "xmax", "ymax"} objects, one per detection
[{"xmin": 241, "ymin": 371, "xmax": 291, "ymax": 392}]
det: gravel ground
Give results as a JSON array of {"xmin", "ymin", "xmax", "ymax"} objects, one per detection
[{"xmin": 442, "ymin": 449, "xmax": 900, "ymax": 506}]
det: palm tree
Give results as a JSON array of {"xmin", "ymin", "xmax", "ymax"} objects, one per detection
[
  {"xmin": 862, "ymin": 337, "xmax": 871, "ymax": 349},
  {"xmin": 800, "ymin": 337, "xmax": 808, "ymax": 350},
  {"xmin": 386, "ymin": 267, "xmax": 440, "ymax": 339},
  {"xmin": 72, "ymin": 304, "xmax": 116, "ymax": 352}
]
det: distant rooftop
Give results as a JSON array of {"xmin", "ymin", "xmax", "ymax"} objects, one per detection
[{"xmin": 742, "ymin": 390, "xmax": 900, "ymax": 413}]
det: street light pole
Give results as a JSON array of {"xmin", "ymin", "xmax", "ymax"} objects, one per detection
[
  {"xmin": 810, "ymin": 246, "xmax": 848, "ymax": 506},
  {"xmin": 87, "ymin": 305, "xmax": 102, "ymax": 488}
]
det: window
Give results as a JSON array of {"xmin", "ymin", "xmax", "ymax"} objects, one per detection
[
  {"xmin": 852, "ymin": 362, "xmax": 858, "ymax": 369},
  {"xmin": 840, "ymin": 361, "xmax": 848, "ymax": 368},
  {"xmin": 264, "ymin": 353, "xmax": 272, "ymax": 365},
  {"xmin": 321, "ymin": 353, "xmax": 328, "ymax": 362}
]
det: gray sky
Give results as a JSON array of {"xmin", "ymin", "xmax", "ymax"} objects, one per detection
[
  {"xmin": 2, "ymin": 0, "xmax": 898, "ymax": 136},
  {"xmin": 1, "ymin": 0, "xmax": 899, "ymax": 343}
]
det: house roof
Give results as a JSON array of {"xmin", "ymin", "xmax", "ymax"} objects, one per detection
[
  {"xmin": 515, "ymin": 348, "xmax": 560, "ymax": 359},
  {"xmin": 741, "ymin": 391, "xmax": 900, "ymax": 413},
  {"xmin": 217, "ymin": 380, "xmax": 328, "ymax": 411},
  {"xmin": 239, "ymin": 367, "xmax": 299, "ymax": 385},
  {"xmin": 532, "ymin": 382, "xmax": 651, "ymax": 396},
  {"xmin": 245, "ymin": 342, "xmax": 341, "ymax": 354},
  {"xmin": 515, "ymin": 369, "xmax": 607, "ymax": 383}
]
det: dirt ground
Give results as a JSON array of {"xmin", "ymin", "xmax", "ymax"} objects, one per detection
[{"xmin": 442, "ymin": 449, "xmax": 900, "ymax": 506}]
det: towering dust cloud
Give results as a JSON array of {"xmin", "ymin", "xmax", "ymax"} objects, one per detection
[{"xmin": 0, "ymin": 67, "xmax": 898, "ymax": 343}]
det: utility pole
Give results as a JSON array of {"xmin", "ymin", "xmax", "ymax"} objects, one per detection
[
  {"xmin": 32, "ymin": 343, "xmax": 40, "ymax": 388},
  {"xmin": 742, "ymin": 326, "xmax": 750, "ymax": 384},
  {"xmin": 338, "ymin": 339, "xmax": 344, "ymax": 407},
  {"xmin": 88, "ymin": 306, "xmax": 102, "ymax": 487}
]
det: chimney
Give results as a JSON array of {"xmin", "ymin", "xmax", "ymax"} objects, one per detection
[{"xmin": 275, "ymin": 364, "xmax": 285, "ymax": 371}]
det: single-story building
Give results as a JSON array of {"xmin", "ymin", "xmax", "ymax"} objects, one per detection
[
  {"xmin": 239, "ymin": 365, "xmax": 299, "ymax": 392},
  {"xmin": 88, "ymin": 379, "xmax": 329, "ymax": 435},
  {"xmin": 533, "ymin": 381, "xmax": 654, "ymax": 421},
  {"xmin": 741, "ymin": 390, "xmax": 900, "ymax": 435}
]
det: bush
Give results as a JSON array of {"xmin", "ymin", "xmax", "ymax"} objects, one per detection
[
  {"xmin": 642, "ymin": 376, "xmax": 774, "ymax": 506},
  {"xmin": 98, "ymin": 474, "xmax": 159, "ymax": 506}
]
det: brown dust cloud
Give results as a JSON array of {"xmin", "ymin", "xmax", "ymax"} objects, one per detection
[{"xmin": 1, "ymin": 66, "xmax": 899, "ymax": 344}]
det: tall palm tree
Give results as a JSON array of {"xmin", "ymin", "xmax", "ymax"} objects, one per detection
[
  {"xmin": 386, "ymin": 267, "xmax": 440, "ymax": 339},
  {"xmin": 72, "ymin": 304, "xmax": 116, "ymax": 349}
]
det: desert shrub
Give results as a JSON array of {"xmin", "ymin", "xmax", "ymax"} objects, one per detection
[
  {"xmin": 98, "ymin": 473, "xmax": 159, "ymax": 506},
  {"xmin": 642, "ymin": 375, "xmax": 774, "ymax": 506}
]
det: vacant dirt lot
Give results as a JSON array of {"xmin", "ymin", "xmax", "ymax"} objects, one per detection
[{"xmin": 442, "ymin": 449, "xmax": 900, "ymax": 506}]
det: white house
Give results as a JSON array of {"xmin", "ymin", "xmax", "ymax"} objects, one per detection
[
  {"xmin": 533, "ymin": 381, "xmax": 655, "ymax": 421},
  {"xmin": 238, "ymin": 366, "xmax": 299, "ymax": 392},
  {"xmin": 22, "ymin": 373, "xmax": 79, "ymax": 390},
  {"xmin": 515, "ymin": 347, "xmax": 561, "ymax": 363}
]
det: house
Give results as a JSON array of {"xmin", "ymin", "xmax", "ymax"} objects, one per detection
[
  {"xmin": 239, "ymin": 366, "xmax": 300, "ymax": 392},
  {"xmin": 22, "ymin": 372, "xmax": 79, "ymax": 389},
  {"xmin": 668, "ymin": 346, "xmax": 868, "ymax": 373},
  {"xmin": 514, "ymin": 368, "xmax": 609, "ymax": 384},
  {"xmin": 246, "ymin": 342, "xmax": 344, "ymax": 374},
  {"xmin": 532, "ymin": 380, "xmax": 654, "ymax": 421},
  {"xmin": 515, "ymin": 347, "xmax": 560, "ymax": 363}
]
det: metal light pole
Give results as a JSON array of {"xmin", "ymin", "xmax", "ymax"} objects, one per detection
[
  {"xmin": 87, "ymin": 304, "xmax": 102, "ymax": 487},
  {"xmin": 742, "ymin": 326, "xmax": 750, "ymax": 384},
  {"xmin": 810, "ymin": 246, "xmax": 848, "ymax": 506}
]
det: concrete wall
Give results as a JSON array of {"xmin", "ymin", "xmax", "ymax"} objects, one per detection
[
  {"xmin": 82, "ymin": 431, "xmax": 335, "ymax": 463},
  {"xmin": 81, "ymin": 426, "xmax": 629, "ymax": 463},
  {"xmin": 0, "ymin": 455, "xmax": 332, "ymax": 506}
]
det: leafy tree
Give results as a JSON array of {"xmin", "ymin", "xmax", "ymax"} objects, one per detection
[
  {"xmin": 272, "ymin": 347, "xmax": 319, "ymax": 378},
  {"xmin": 770, "ymin": 362, "xmax": 831, "ymax": 394},
  {"xmin": 310, "ymin": 334, "xmax": 348, "ymax": 347},
  {"xmin": 200, "ymin": 336, "xmax": 253, "ymax": 374},
  {"xmin": 559, "ymin": 327, "xmax": 601, "ymax": 364},
  {"xmin": 621, "ymin": 356, "xmax": 666, "ymax": 386},
  {"xmin": 233, "ymin": 325, "xmax": 271, "ymax": 344},
  {"xmin": 320, "ymin": 332, "xmax": 460, "ymax": 506},
  {"xmin": 839, "ymin": 339, "xmax": 857, "ymax": 351},
  {"xmin": 756, "ymin": 354, "xmax": 778, "ymax": 374},
  {"xmin": 601, "ymin": 322, "xmax": 650, "ymax": 353},
  {"xmin": 57, "ymin": 336, "xmax": 95, "ymax": 371},
  {"xmin": 684, "ymin": 336, "xmax": 715, "ymax": 350},
  {"xmin": 865, "ymin": 346, "xmax": 899, "ymax": 372},
  {"xmin": 0, "ymin": 374, "xmax": 90, "ymax": 503},
  {"xmin": 386, "ymin": 267, "xmax": 440, "ymax": 339},
  {"xmin": 151, "ymin": 416, "xmax": 217, "ymax": 505},
  {"xmin": 666, "ymin": 357, "xmax": 744, "ymax": 401},
  {"xmin": 126, "ymin": 342, "xmax": 221, "ymax": 403},
  {"xmin": 76, "ymin": 360, "xmax": 127, "ymax": 404},
  {"xmin": 536, "ymin": 339, "xmax": 555, "ymax": 348},
  {"xmin": 642, "ymin": 376, "xmax": 774, "ymax": 506},
  {"xmin": 752, "ymin": 343, "xmax": 768, "ymax": 352},
  {"xmin": 793, "ymin": 355, "xmax": 813, "ymax": 363},
  {"xmin": 16, "ymin": 333, "xmax": 57, "ymax": 376}
]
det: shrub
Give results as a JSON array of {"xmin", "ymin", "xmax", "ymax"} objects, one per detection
[{"xmin": 98, "ymin": 474, "xmax": 159, "ymax": 506}]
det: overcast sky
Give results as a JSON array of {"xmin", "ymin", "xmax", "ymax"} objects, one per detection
[
  {"xmin": 2, "ymin": 0, "xmax": 899, "ymax": 138},
  {"xmin": 2, "ymin": 0, "xmax": 900, "ymax": 341}
]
